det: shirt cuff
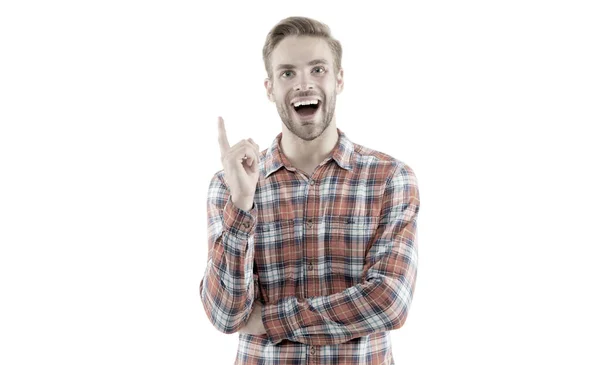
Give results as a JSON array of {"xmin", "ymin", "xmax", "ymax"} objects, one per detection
[
  {"xmin": 262, "ymin": 299, "xmax": 294, "ymax": 344},
  {"xmin": 262, "ymin": 297, "xmax": 305, "ymax": 344},
  {"xmin": 222, "ymin": 195, "xmax": 257, "ymax": 236}
]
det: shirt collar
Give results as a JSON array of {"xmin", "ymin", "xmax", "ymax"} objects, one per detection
[{"xmin": 264, "ymin": 127, "xmax": 355, "ymax": 179}]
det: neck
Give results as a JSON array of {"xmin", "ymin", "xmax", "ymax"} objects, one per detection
[{"xmin": 280, "ymin": 118, "xmax": 339, "ymax": 169}]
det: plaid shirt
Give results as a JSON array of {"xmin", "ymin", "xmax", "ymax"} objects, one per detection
[{"xmin": 200, "ymin": 128, "xmax": 420, "ymax": 364}]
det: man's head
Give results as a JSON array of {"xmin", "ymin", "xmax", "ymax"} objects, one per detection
[{"xmin": 263, "ymin": 17, "xmax": 344, "ymax": 141}]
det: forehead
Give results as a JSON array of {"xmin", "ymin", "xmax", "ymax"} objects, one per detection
[{"xmin": 271, "ymin": 36, "xmax": 333, "ymax": 67}]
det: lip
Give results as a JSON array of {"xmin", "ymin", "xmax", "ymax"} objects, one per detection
[{"xmin": 294, "ymin": 113, "xmax": 319, "ymax": 122}]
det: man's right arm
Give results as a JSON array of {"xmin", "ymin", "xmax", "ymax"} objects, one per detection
[{"xmin": 199, "ymin": 171, "xmax": 257, "ymax": 334}]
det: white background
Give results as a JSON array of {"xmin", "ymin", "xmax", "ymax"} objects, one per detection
[{"xmin": 1, "ymin": 0, "xmax": 599, "ymax": 364}]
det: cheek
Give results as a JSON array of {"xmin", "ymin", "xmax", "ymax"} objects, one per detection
[{"xmin": 273, "ymin": 88, "xmax": 289, "ymax": 104}]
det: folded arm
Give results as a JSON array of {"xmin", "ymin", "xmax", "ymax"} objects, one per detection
[{"xmin": 262, "ymin": 163, "xmax": 420, "ymax": 346}]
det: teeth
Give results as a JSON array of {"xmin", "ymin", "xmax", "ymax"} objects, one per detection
[{"xmin": 293, "ymin": 100, "xmax": 319, "ymax": 107}]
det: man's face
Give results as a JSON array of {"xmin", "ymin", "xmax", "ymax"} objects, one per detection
[{"xmin": 265, "ymin": 36, "xmax": 344, "ymax": 142}]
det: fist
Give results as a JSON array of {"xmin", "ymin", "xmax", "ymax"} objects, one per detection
[{"xmin": 217, "ymin": 116, "xmax": 260, "ymax": 201}]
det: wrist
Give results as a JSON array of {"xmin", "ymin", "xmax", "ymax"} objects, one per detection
[{"xmin": 232, "ymin": 195, "xmax": 254, "ymax": 211}]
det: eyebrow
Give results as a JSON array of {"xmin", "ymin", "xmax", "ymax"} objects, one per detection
[{"xmin": 276, "ymin": 59, "xmax": 329, "ymax": 71}]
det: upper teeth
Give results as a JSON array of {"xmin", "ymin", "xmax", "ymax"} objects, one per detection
[{"xmin": 293, "ymin": 100, "xmax": 319, "ymax": 107}]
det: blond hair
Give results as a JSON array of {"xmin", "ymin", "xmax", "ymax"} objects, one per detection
[{"xmin": 262, "ymin": 16, "xmax": 343, "ymax": 79}]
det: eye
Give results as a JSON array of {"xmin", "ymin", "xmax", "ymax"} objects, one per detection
[
  {"xmin": 313, "ymin": 66, "xmax": 326, "ymax": 73},
  {"xmin": 281, "ymin": 70, "xmax": 294, "ymax": 78}
]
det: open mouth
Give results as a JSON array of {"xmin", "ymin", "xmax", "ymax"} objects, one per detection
[{"xmin": 291, "ymin": 100, "xmax": 321, "ymax": 118}]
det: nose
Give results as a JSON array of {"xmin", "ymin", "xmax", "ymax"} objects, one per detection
[
  {"xmin": 294, "ymin": 74, "xmax": 315, "ymax": 91},
  {"xmin": 294, "ymin": 83, "xmax": 314, "ymax": 91}
]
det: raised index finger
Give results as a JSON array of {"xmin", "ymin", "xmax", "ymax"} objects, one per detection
[{"xmin": 217, "ymin": 116, "xmax": 230, "ymax": 157}]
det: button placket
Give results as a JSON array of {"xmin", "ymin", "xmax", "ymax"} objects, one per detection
[{"xmin": 305, "ymin": 178, "xmax": 318, "ymax": 298}]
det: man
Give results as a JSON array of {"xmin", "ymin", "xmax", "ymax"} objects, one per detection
[{"xmin": 199, "ymin": 16, "xmax": 420, "ymax": 365}]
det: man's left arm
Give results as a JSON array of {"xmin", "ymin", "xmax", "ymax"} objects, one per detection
[{"xmin": 261, "ymin": 163, "xmax": 420, "ymax": 346}]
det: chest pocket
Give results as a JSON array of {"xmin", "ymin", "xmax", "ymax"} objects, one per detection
[{"xmin": 325, "ymin": 215, "xmax": 379, "ymax": 285}]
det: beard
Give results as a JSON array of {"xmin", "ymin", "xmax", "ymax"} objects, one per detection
[{"xmin": 276, "ymin": 90, "xmax": 336, "ymax": 142}]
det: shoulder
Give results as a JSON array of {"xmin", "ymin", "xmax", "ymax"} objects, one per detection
[{"xmin": 350, "ymin": 141, "xmax": 418, "ymax": 182}]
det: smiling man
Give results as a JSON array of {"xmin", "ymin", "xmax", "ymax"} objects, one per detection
[
  {"xmin": 266, "ymin": 36, "xmax": 340, "ymax": 174},
  {"xmin": 200, "ymin": 16, "xmax": 421, "ymax": 365}
]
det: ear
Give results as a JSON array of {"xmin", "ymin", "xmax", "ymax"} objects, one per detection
[
  {"xmin": 336, "ymin": 68, "xmax": 344, "ymax": 94},
  {"xmin": 264, "ymin": 78, "xmax": 274, "ymax": 102}
]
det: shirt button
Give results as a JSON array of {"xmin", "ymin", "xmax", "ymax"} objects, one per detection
[
  {"xmin": 309, "ymin": 180, "xmax": 315, "ymax": 186},
  {"xmin": 242, "ymin": 222, "xmax": 249, "ymax": 228},
  {"xmin": 307, "ymin": 262, "xmax": 313, "ymax": 271},
  {"xmin": 310, "ymin": 346, "xmax": 316, "ymax": 355}
]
